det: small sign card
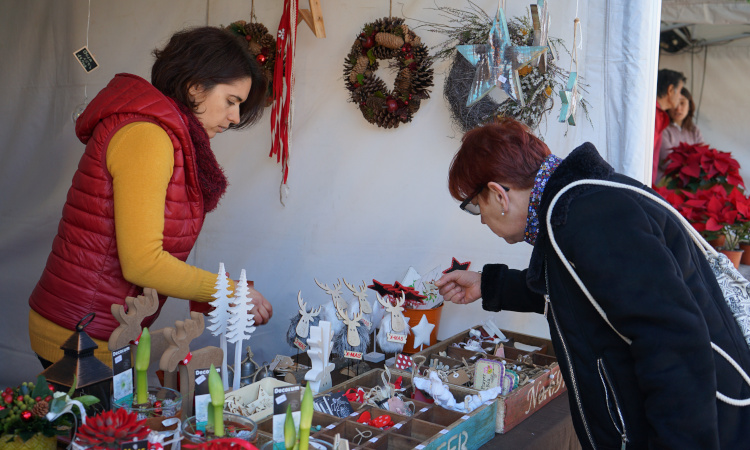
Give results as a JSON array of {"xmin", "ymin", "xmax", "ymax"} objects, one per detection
[
  {"xmin": 73, "ymin": 46, "xmax": 99, "ymax": 73},
  {"xmin": 387, "ymin": 333, "xmax": 406, "ymax": 343},
  {"xmin": 273, "ymin": 385, "xmax": 301, "ymax": 442},
  {"xmin": 473, "ymin": 359, "xmax": 505, "ymax": 391},
  {"xmin": 111, "ymin": 346, "xmax": 133, "ymax": 404}
]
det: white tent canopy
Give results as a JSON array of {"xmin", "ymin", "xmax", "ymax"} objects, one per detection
[
  {"xmin": 662, "ymin": 0, "xmax": 750, "ymax": 25},
  {"xmin": 0, "ymin": 0, "xmax": 660, "ymax": 386}
]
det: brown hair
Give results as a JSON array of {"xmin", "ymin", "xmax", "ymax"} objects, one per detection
[
  {"xmin": 151, "ymin": 26, "xmax": 268, "ymax": 128},
  {"xmin": 448, "ymin": 118, "xmax": 551, "ymax": 201},
  {"xmin": 672, "ymin": 87, "xmax": 697, "ymax": 132}
]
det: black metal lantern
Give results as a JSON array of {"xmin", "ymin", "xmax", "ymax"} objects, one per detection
[{"xmin": 40, "ymin": 313, "xmax": 113, "ymax": 411}]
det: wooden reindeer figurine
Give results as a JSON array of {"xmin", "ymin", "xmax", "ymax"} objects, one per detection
[
  {"xmin": 108, "ymin": 288, "xmax": 160, "ymax": 351},
  {"xmin": 160, "ymin": 312, "xmax": 222, "ymax": 419},
  {"xmin": 296, "ymin": 291, "xmax": 322, "ymax": 338},
  {"xmin": 335, "ymin": 301, "xmax": 363, "ymax": 347},
  {"xmin": 377, "ymin": 292, "xmax": 406, "ymax": 332},
  {"xmin": 344, "ymin": 279, "xmax": 372, "ymax": 314},
  {"xmin": 315, "ymin": 278, "xmax": 347, "ymax": 319}
]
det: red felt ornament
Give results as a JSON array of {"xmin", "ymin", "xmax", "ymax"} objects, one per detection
[
  {"xmin": 21, "ymin": 410, "xmax": 32, "ymax": 421},
  {"xmin": 356, "ymin": 411, "xmax": 372, "ymax": 426}
]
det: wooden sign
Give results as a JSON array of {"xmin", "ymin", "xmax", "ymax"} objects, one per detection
[{"xmin": 344, "ymin": 350, "xmax": 362, "ymax": 360}]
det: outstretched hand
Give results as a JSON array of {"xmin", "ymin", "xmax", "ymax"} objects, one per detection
[{"xmin": 435, "ymin": 271, "xmax": 482, "ymax": 305}]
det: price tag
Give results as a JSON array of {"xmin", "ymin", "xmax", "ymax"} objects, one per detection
[
  {"xmin": 461, "ymin": 415, "xmax": 471, "ymax": 420},
  {"xmin": 74, "ymin": 46, "xmax": 99, "ymax": 73},
  {"xmin": 394, "ymin": 422, "xmax": 403, "ymax": 429},
  {"xmin": 440, "ymin": 429, "xmax": 449, "ymax": 435},
  {"xmin": 419, "ymin": 407, "xmax": 429, "ymax": 413},
  {"xmin": 111, "ymin": 346, "xmax": 132, "ymax": 404}
]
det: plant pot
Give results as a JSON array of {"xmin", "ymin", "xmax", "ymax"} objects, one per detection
[
  {"xmin": 719, "ymin": 249, "xmax": 744, "ymax": 269},
  {"xmin": 0, "ymin": 434, "xmax": 57, "ymax": 450},
  {"xmin": 401, "ymin": 304, "xmax": 443, "ymax": 354},
  {"xmin": 112, "ymin": 386, "xmax": 182, "ymax": 429},
  {"xmin": 708, "ymin": 235, "xmax": 726, "ymax": 248},
  {"xmin": 182, "ymin": 412, "xmax": 257, "ymax": 445},
  {"xmin": 740, "ymin": 243, "xmax": 750, "ymax": 265}
]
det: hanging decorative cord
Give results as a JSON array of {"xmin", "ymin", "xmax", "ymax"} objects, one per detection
[{"xmin": 269, "ymin": 0, "xmax": 298, "ymax": 204}]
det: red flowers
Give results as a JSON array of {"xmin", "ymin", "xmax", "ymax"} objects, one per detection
[
  {"xmin": 75, "ymin": 408, "xmax": 150, "ymax": 449},
  {"xmin": 663, "ymin": 142, "xmax": 744, "ymax": 192}
]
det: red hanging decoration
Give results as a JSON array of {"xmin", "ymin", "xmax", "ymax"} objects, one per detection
[{"xmin": 269, "ymin": 0, "xmax": 299, "ymax": 188}]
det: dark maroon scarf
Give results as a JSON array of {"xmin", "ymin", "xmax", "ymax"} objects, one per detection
[{"xmin": 169, "ymin": 98, "xmax": 228, "ymax": 214}]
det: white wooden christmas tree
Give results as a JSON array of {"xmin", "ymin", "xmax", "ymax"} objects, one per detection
[
  {"xmin": 226, "ymin": 270, "xmax": 257, "ymax": 391},
  {"xmin": 206, "ymin": 262, "xmax": 233, "ymax": 390}
]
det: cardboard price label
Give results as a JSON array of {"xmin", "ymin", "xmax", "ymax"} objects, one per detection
[
  {"xmin": 449, "ymin": 369, "xmax": 471, "ymax": 385},
  {"xmin": 387, "ymin": 333, "xmax": 406, "ymax": 343}
]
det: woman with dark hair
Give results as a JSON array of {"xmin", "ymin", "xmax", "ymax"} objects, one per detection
[
  {"xmin": 657, "ymin": 87, "xmax": 704, "ymax": 180},
  {"xmin": 435, "ymin": 118, "xmax": 750, "ymax": 449},
  {"xmin": 28, "ymin": 26, "xmax": 272, "ymax": 366}
]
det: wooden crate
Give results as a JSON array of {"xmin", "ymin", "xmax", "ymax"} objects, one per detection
[
  {"xmin": 255, "ymin": 369, "xmax": 496, "ymax": 450},
  {"xmin": 392, "ymin": 327, "xmax": 567, "ymax": 434}
]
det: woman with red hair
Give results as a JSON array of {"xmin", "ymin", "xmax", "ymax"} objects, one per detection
[{"xmin": 436, "ymin": 118, "xmax": 750, "ymax": 450}]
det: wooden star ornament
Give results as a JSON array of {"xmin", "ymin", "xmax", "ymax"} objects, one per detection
[
  {"xmin": 558, "ymin": 72, "xmax": 579, "ymax": 125},
  {"xmin": 530, "ymin": 0, "xmax": 550, "ymax": 72},
  {"xmin": 456, "ymin": 5, "xmax": 547, "ymax": 107}
]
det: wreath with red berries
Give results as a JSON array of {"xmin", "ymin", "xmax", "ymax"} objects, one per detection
[
  {"xmin": 343, "ymin": 17, "xmax": 434, "ymax": 129},
  {"xmin": 225, "ymin": 20, "xmax": 276, "ymax": 107}
]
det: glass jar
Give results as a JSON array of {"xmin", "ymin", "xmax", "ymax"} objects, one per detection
[{"xmin": 182, "ymin": 412, "xmax": 258, "ymax": 444}]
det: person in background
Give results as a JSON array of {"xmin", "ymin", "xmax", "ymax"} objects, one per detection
[
  {"xmin": 654, "ymin": 69, "xmax": 686, "ymax": 184},
  {"xmin": 656, "ymin": 87, "xmax": 704, "ymax": 181},
  {"xmin": 436, "ymin": 118, "xmax": 750, "ymax": 449},
  {"xmin": 28, "ymin": 27, "xmax": 273, "ymax": 367}
]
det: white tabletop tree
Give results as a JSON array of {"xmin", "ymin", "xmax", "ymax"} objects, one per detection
[
  {"xmin": 206, "ymin": 262, "xmax": 233, "ymax": 390},
  {"xmin": 226, "ymin": 269, "xmax": 256, "ymax": 391}
]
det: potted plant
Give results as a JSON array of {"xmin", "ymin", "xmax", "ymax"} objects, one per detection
[
  {"xmin": 111, "ymin": 327, "xmax": 182, "ymax": 431},
  {"xmin": 655, "ymin": 184, "xmax": 750, "ymax": 267},
  {"xmin": 0, "ymin": 376, "xmax": 98, "ymax": 450}
]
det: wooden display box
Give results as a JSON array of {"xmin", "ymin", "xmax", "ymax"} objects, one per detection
[
  {"xmin": 225, "ymin": 377, "xmax": 293, "ymax": 423},
  {"xmin": 392, "ymin": 327, "xmax": 567, "ymax": 434},
  {"xmin": 255, "ymin": 369, "xmax": 496, "ymax": 450}
]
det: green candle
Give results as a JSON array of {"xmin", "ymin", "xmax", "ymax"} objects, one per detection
[
  {"xmin": 135, "ymin": 327, "xmax": 151, "ymax": 405},
  {"xmin": 208, "ymin": 364, "xmax": 225, "ymax": 437}
]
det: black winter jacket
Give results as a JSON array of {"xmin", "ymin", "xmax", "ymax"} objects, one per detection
[{"xmin": 480, "ymin": 143, "xmax": 750, "ymax": 449}]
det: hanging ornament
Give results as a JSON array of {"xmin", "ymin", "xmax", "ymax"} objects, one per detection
[
  {"xmin": 71, "ymin": 102, "xmax": 88, "ymax": 125},
  {"xmin": 343, "ymin": 16, "xmax": 434, "ymax": 129},
  {"xmin": 268, "ymin": 0, "xmax": 298, "ymax": 194},
  {"xmin": 559, "ymin": 18, "xmax": 582, "ymax": 125},
  {"xmin": 530, "ymin": 0, "xmax": 550, "ymax": 72},
  {"xmin": 456, "ymin": 2, "xmax": 547, "ymax": 107},
  {"xmin": 410, "ymin": 314, "xmax": 435, "ymax": 351}
]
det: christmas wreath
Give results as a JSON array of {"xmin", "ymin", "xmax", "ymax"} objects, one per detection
[
  {"xmin": 225, "ymin": 20, "xmax": 276, "ymax": 107},
  {"xmin": 343, "ymin": 17, "xmax": 434, "ymax": 129}
]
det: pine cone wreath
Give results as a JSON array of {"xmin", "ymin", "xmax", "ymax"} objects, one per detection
[
  {"xmin": 31, "ymin": 400, "xmax": 49, "ymax": 418},
  {"xmin": 246, "ymin": 22, "xmax": 269, "ymax": 37},
  {"xmin": 249, "ymin": 41, "xmax": 262, "ymax": 55},
  {"xmin": 345, "ymin": 17, "xmax": 432, "ymax": 129},
  {"xmin": 372, "ymin": 45, "xmax": 397, "ymax": 60},
  {"xmin": 375, "ymin": 32, "xmax": 404, "ymax": 50}
]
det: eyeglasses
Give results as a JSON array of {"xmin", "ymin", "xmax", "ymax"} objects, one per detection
[{"xmin": 459, "ymin": 184, "xmax": 510, "ymax": 216}]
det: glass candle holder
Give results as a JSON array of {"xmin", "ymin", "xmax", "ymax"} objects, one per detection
[
  {"xmin": 112, "ymin": 386, "xmax": 182, "ymax": 421},
  {"xmin": 182, "ymin": 412, "xmax": 258, "ymax": 444}
]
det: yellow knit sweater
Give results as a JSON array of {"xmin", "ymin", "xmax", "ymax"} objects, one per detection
[{"xmin": 30, "ymin": 122, "xmax": 232, "ymax": 365}]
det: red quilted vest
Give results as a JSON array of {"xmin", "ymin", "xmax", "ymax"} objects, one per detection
[{"xmin": 29, "ymin": 74, "xmax": 205, "ymax": 341}]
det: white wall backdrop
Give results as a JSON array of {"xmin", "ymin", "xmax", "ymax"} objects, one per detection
[{"xmin": 0, "ymin": 0, "xmax": 659, "ymax": 386}]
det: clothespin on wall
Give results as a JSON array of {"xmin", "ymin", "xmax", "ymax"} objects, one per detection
[{"xmin": 298, "ymin": 0, "xmax": 326, "ymax": 38}]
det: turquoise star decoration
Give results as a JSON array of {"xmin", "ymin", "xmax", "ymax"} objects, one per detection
[
  {"xmin": 456, "ymin": 5, "xmax": 548, "ymax": 107},
  {"xmin": 530, "ymin": 0, "xmax": 550, "ymax": 72},
  {"xmin": 558, "ymin": 72, "xmax": 579, "ymax": 125}
]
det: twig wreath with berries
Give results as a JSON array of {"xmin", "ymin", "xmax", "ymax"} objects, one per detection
[
  {"xmin": 343, "ymin": 17, "xmax": 434, "ymax": 129},
  {"xmin": 225, "ymin": 20, "xmax": 276, "ymax": 107}
]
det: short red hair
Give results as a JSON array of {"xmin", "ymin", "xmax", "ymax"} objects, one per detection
[{"xmin": 448, "ymin": 118, "xmax": 550, "ymax": 201}]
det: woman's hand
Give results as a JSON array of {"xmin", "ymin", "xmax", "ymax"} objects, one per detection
[
  {"xmin": 247, "ymin": 287, "xmax": 273, "ymax": 325},
  {"xmin": 435, "ymin": 271, "xmax": 482, "ymax": 305}
]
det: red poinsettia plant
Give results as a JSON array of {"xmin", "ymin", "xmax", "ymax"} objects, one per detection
[
  {"xmin": 655, "ymin": 184, "xmax": 750, "ymax": 250},
  {"xmin": 662, "ymin": 142, "xmax": 745, "ymax": 192},
  {"xmin": 74, "ymin": 408, "xmax": 150, "ymax": 449}
]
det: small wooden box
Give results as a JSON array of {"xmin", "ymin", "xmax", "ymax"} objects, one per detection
[
  {"xmin": 254, "ymin": 369, "xmax": 496, "ymax": 449},
  {"xmin": 225, "ymin": 377, "xmax": 293, "ymax": 423},
  {"xmin": 393, "ymin": 327, "xmax": 567, "ymax": 434}
]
